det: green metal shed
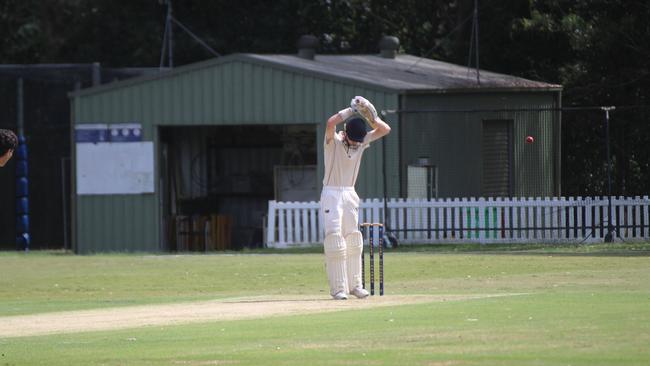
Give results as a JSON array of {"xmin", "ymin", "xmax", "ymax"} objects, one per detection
[{"xmin": 69, "ymin": 40, "xmax": 561, "ymax": 253}]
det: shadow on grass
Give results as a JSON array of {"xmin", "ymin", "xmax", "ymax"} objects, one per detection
[
  {"xmin": 5, "ymin": 242, "xmax": 650, "ymax": 257},
  {"xmin": 238, "ymin": 242, "xmax": 650, "ymax": 257},
  {"xmin": 384, "ymin": 242, "xmax": 650, "ymax": 257}
]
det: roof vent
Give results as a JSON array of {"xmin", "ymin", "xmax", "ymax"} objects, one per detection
[
  {"xmin": 297, "ymin": 35, "xmax": 319, "ymax": 60},
  {"xmin": 379, "ymin": 36, "xmax": 399, "ymax": 59}
]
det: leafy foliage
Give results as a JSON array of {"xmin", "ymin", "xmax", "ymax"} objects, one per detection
[
  {"xmin": 506, "ymin": 1, "xmax": 650, "ymax": 195},
  {"xmin": 0, "ymin": 0, "xmax": 647, "ymax": 195}
]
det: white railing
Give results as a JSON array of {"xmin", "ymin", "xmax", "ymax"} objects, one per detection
[{"xmin": 265, "ymin": 196, "xmax": 650, "ymax": 248}]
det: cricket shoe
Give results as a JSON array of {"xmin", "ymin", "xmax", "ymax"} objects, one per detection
[
  {"xmin": 332, "ymin": 291, "xmax": 348, "ymax": 300},
  {"xmin": 350, "ymin": 287, "xmax": 369, "ymax": 299}
]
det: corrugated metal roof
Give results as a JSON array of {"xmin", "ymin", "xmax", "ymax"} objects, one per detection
[
  {"xmin": 248, "ymin": 54, "xmax": 562, "ymax": 93},
  {"xmin": 70, "ymin": 52, "xmax": 561, "ymax": 97}
]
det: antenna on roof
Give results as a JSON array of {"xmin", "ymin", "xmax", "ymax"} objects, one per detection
[
  {"xmin": 467, "ymin": 0, "xmax": 481, "ymax": 85},
  {"xmin": 159, "ymin": 0, "xmax": 173, "ymax": 69},
  {"xmin": 158, "ymin": 0, "xmax": 220, "ymax": 70},
  {"xmin": 405, "ymin": 11, "xmax": 473, "ymax": 73}
]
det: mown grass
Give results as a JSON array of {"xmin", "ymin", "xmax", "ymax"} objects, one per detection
[{"xmin": 1, "ymin": 244, "xmax": 649, "ymax": 365}]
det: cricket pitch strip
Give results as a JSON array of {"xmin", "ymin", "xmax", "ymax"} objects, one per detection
[{"xmin": 0, "ymin": 293, "xmax": 522, "ymax": 338}]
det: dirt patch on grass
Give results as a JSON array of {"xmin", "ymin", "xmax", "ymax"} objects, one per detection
[{"xmin": 0, "ymin": 294, "xmax": 516, "ymax": 338}]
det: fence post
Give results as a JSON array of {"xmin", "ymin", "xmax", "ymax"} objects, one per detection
[
  {"xmin": 309, "ymin": 205, "xmax": 318, "ymax": 243},
  {"xmin": 397, "ymin": 198, "xmax": 405, "ymax": 242},
  {"xmin": 543, "ymin": 197, "xmax": 551, "ymax": 240},
  {"xmin": 465, "ymin": 198, "xmax": 472, "ymax": 239},
  {"xmin": 434, "ymin": 198, "xmax": 441, "ymax": 240},
  {"xmin": 619, "ymin": 197, "xmax": 634, "ymax": 238},
  {"xmin": 278, "ymin": 203, "xmax": 287, "ymax": 247},
  {"xmin": 632, "ymin": 196, "xmax": 639, "ymax": 239},
  {"xmin": 445, "ymin": 198, "xmax": 453, "ymax": 241},
  {"xmin": 300, "ymin": 206, "xmax": 308, "ymax": 243},
  {"xmin": 591, "ymin": 196, "xmax": 597, "ymax": 239},
  {"xmin": 524, "ymin": 197, "xmax": 532, "ymax": 240},
  {"xmin": 501, "ymin": 197, "xmax": 509, "ymax": 240},
  {"xmin": 266, "ymin": 201, "xmax": 277, "ymax": 247},
  {"xmin": 388, "ymin": 198, "xmax": 397, "ymax": 238},
  {"xmin": 641, "ymin": 196, "xmax": 650, "ymax": 239},
  {"xmin": 491, "ymin": 198, "xmax": 498, "ymax": 239},
  {"xmin": 564, "ymin": 197, "xmax": 571, "ymax": 240},
  {"xmin": 575, "ymin": 196, "xmax": 583, "ymax": 239},
  {"xmin": 486, "ymin": 197, "xmax": 493, "ymax": 239},
  {"xmin": 268, "ymin": 196, "xmax": 648, "ymax": 247},
  {"xmin": 452, "ymin": 198, "xmax": 459, "ymax": 240},
  {"xmin": 485, "ymin": 197, "xmax": 492, "ymax": 239},
  {"xmin": 596, "ymin": 197, "xmax": 604, "ymax": 239},
  {"xmin": 610, "ymin": 196, "xmax": 625, "ymax": 240},
  {"xmin": 285, "ymin": 206, "xmax": 292, "ymax": 245},
  {"xmin": 463, "ymin": 197, "xmax": 471, "ymax": 239},
  {"xmin": 535, "ymin": 197, "xmax": 542, "ymax": 240},
  {"xmin": 423, "ymin": 198, "xmax": 429, "ymax": 240},
  {"xmin": 472, "ymin": 197, "xmax": 483, "ymax": 240}
]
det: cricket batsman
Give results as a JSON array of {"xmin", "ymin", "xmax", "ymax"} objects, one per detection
[
  {"xmin": 321, "ymin": 96, "xmax": 391, "ymax": 300},
  {"xmin": 0, "ymin": 129, "xmax": 18, "ymax": 167}
]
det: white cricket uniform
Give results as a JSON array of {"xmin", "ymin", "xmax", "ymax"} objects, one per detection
[
  {"xmin": 320, "ymin": 131, "xmax": 370, "ymax": 236},
  {"xmin": 320, "ymin": 129, "xmax": 380, "ymax": 297}
]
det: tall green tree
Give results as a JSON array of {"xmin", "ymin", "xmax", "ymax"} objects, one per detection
[
  {"xmin": 506, "ymin": 1, "xmax": 650, "ymax": 195},
  {"xmin": 1, "ymin": 0, "xmax": 647, "ymax": 195}
]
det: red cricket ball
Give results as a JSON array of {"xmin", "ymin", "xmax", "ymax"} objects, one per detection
[{"xmin": 525, "ymin": 136, "xmax": 534, "ymax": 144}]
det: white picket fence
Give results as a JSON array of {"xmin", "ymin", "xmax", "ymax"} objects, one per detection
[{"xmin": 265, "ymin": 196, "xmax": 650, "ymax": 248}]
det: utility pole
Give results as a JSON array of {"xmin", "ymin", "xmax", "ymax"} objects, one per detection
[
  {"xmin": 602, "ymin": 106, "xmax": 616, "ymax": 242},
  {"xmin": 16, "ymin": 78, "xmax": 30, "ymax": 251},
  {"xmin": 466, "ymin": 0, "xmax": 481, "ymax": 85},
  {"xmin": 159, "ymin": 0, "xmax": 220, "ymax": 69},
  {"xmin": 159, "ymin": 0, "xmax": 173, "ymax": 69}
]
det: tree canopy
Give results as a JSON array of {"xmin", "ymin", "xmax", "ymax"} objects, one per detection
[{"xmin": 1, "ymin": 0, "xmax": 648, "ymax": 195}]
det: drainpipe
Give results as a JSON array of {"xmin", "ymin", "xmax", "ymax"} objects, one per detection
[{"xmin": 16, "ymin": 77, "xmax": 30, "ymax": 251}]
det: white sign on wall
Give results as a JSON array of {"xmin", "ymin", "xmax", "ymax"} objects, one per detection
[{"xmin": 76, "ymin": 142, "xmax": 154, "ymax": 195}]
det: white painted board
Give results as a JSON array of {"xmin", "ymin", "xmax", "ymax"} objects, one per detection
[{"xmin": 76, "ymin": 142, "xmax": 154, "ymax": 195}]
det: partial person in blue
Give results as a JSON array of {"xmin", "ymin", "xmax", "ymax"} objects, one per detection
[{"xmin": 0, "ymin": 129, "xmax": 18, "ymax": 167}]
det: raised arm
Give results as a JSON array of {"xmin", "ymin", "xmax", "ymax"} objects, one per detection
[
  {"xmin": 367, "ymin": 115, "xmax": 391, "ymax": 140},
  {"xmin": 325, "ymin": 107, "xmax": 354, "ymax": 144},
  {"xmin": 351, "ymin": 96, "xmax": 391, "ymax": 141}
]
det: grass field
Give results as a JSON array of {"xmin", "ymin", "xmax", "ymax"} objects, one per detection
[{"xmin": 1, "ymin": 244, "xmax": 650, "ymax": 365}]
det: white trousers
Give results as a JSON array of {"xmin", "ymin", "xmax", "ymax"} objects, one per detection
[
  {"xmin": 320, "ymin": 186, "xmax": 360, "ymax": 237},
  {"xmin": 320, "ymin": 186, "xmax": 363, "ymax": 295}
]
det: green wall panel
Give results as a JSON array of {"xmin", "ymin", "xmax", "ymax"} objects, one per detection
[
  {"xmin": 401, "ymin": 92, "xmax": 560, "ymax": 198},
  {"xmin": 72, "ymin": 57, "xmax": 400, "ymax": 252},
  {"xmin": 75, "ymin": 195, "xmax": 158, "ymax": 253},
  {"xmin": 72, "ymin": 55, "xmax": 557, "ymax": 252}
]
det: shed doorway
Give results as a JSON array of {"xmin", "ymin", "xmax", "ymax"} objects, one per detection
[
  {"xmin": 481, "ymin": 119, "xmax": 513, "ymax": 197},
  {"xmin": 159, "ymin": 124, "xmax": 317, "ymax": 251}
]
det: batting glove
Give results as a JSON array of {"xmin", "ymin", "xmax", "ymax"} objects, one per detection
[{"xmin": 351, "ymin": 96, "xmax": 378, "ymax": 126}]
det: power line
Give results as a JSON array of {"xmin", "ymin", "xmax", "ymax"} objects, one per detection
[
  {"xmin": 466, "ymin": 0, "xmax": 480, "ymax": 85},
  {"xmin": 171, "ymin": 17, "xmax": 221, "ymax": 58},
  {"xmin": 159, "ymin": 0, "xmax": 220, "ymax": 69},
  {"xmin": 382, "ymin": 105, "xmax": 650, "ymax": 115},
  {"xmin": 406, "ymin": 13, "xmax": 474, "ymax": 72}
]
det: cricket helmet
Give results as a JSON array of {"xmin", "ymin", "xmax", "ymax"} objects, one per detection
[{"xmin": 344, "ymin": 117, "xmax": 367, "ymax": 143}]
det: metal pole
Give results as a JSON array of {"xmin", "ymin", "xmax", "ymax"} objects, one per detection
[
  {"xmin": 167, "ymin": 0, "xmax": 173, "ymax": 68},
  {"xmin": 91, "ymin": 62, "xmax": 101, "ymax": 86},
  {"xmin": 382, "ymin": 135, "xmax": 388, "ymax": 224},
  {"xmin": 17, "ymin": 78, "xmax": 24, "ymax": 136},
  {"xmin": 473, "ymin": 0, "xmax": 480, "ymax": 85},
  {"xmin": 61, "ymin": 157, "xmax": 69, "ymax": 251},
  {"xmin": 159, "ymin": 13, "xmax": 169, "ymax": 69},
  {"xmin": 170, "ymin": 17, "xmax": 220, "ymax": 57},
  {"xmin": 602, "ymin": 106, "xmax": 615, "ymax": 242},
  {"xmin": 16, "ymin": 77, "xmax": 30, "ymax": 252}
]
